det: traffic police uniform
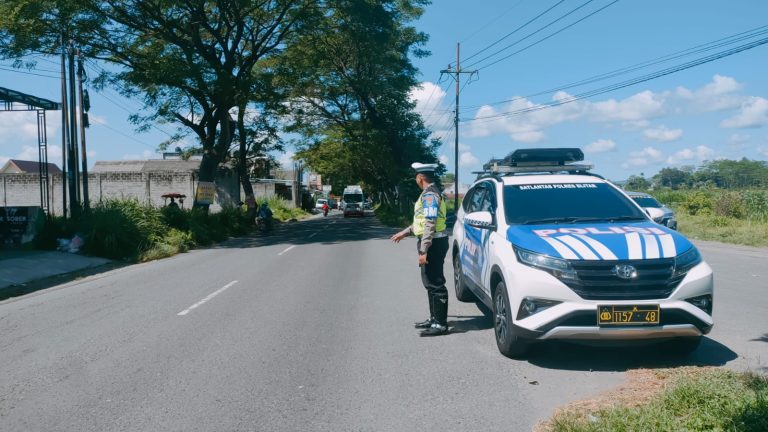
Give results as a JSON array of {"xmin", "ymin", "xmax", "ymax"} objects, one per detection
[{"xmin": 409, "ymin": 163, "xmax": 450, "ymax": 336}]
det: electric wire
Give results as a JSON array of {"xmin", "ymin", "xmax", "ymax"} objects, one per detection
[
  {"xmin": 460, "ymin": 0, "xmax": 527, "ymax": 44},
  {"xmin": 461, "ymin": 0, "xmax": 569, "ymax": 65},
  {"xmin": 464, "ymin": 35, "xmax": 768, "ymax": 124},
  {"xmin": 460, "ymin": 24, "xmax": 768, "ymax": 112},
  {"xmin": 469, "ymin": 0, "xmax": 620, "ymax": 70}
]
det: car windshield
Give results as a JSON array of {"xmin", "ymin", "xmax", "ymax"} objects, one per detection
[
  {"xmin": 503, "ymin": 182, "xmax": 647, "ymax": 225},
  {"xmin": 344, "ymin": 193, "xmax": 363, "ymax": 203},
  {"xmin": 632, "ymin": 197, "xmax": 662, "ymax": 208}
]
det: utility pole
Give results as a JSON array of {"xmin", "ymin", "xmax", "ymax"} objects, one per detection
[
  {"xmin": 60, "ymin": 33, "xmax": 69, "ymax": 219},
  {"xmin": 77, "ymin": 50, "xmax": 90, "ymax": 210},
  {"xmin": 440, "ymin": 43, "xmax": 478, "ymax": 212},
  {"xmin": 67, "ymin": 41, "xmax": 80, "ymax": 216}
]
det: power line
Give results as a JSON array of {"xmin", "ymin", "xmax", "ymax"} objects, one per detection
[
  {"xmin": 461, "ymin": 0, "xmax": 568, "ymax": 65},
  {"xmin": 459, "ymin": 0, "xmax": 527, "ymax": 44},
  {"xmin": 461, "ymin": 24, "xmax": 768, "ymax": 112},
  {"xmin": 0, "ymin": 65, "xmax": 59, "ymax": 79},
  {"xmin": 462, "ymin": 0, "xmax": 618, "ymax": 68},
  {"xmin": 89, "ymin": 116, "xmax": 158, "ymax": 149},
  {"xmin": 465, "ymin": 35, "xmax": 768, "ymax": 124}
]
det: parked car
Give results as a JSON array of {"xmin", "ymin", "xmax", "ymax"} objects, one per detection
[
  {"xmin": 315, "ymin": 198, "xmax": 328, "ymax": 210},
  {"xmin": 453, "ymin": 148, "xmax": 712, "ymax": 358},
  {"xmin": 626, "ymin": 191, "xmax": 678, "ymax": 230}
]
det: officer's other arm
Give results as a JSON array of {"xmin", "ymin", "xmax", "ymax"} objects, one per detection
[
  {"xmin": 390, "ymin": 224, "xmax": 412, "ymax": 243},
  {"xmin": 419, "ymin": 192, "xmax": 439, "ymax": 254}
]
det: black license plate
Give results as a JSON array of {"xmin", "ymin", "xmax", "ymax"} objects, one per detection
[{"xmin": 598, "ymin": 305, "xmax": 660, "ymax": 326}]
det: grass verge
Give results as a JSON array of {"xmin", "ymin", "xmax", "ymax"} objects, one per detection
[
  {"xmin": 374, "ymin": 204, "xmax": 411, "ymax": 228},
  {"xmin": 540, "ymin": 367, "xmax": 768, "ymax": 432},
  {"xmin": 675, "ymin": 212, "xmax": 768, "ymax": 247}
]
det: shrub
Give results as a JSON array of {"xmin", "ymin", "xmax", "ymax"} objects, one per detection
[
  {"xmin": 681, "ymin": 191, "xmax": 714, "ymax": 216},
  {"xmin": 708, "ymin": 215, "xmax": 731, "ymax": 227},
  {"xmin": 161, "ymin": 205, "xmax": 190, "ymax": 230},
  {"xmin": 79, "ymin": 199, "xmax": 165, "ymax": 260},
  {"xmin": 742, "ymin": 190, "xmax": 768, "ymax": 221},
  {"xmin": 651, "ymin": 189, "xmax": 689, "ymax": 207},
  {"xmin": 714, "ymin": 192, "xmax": 747, "ymax": 219}
]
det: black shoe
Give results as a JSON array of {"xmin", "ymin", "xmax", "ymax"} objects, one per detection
[
  {"xmin": 420, "ymin": 323, "xmax": 449, "ymax": 337},
  {"xmin": 414, "ymin": 318, "xmax": 433, "ymax": 329}
]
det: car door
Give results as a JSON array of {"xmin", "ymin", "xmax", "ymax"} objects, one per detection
[{"xmin": 461, "ymin": 182, "xmax": 495, "ymax": 288}]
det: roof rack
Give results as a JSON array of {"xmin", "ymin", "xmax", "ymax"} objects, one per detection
[{"xmin": 475, "ymin": 148, "xmax": 594, "ymax": 177}]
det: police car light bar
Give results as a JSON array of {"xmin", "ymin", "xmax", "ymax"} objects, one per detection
[
  {"xmin": 477, "ymin": 148, "xmax": 592, "ymax": 175},
  {"xmin": 505, "ymin": 148, "xmax": 584, "ymax": 165}
]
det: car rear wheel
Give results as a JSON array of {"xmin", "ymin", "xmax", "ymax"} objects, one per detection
[
  {"xmin": 658, "ymin": 336, "xmax": 701, "ymax": 356},
  {"xmin": 453, "ymin": 253, "xmax": 475, "ymax": 302},
  {"xmin": 493, "ymin": 281, "xmax": 529, "ymax": 359}
]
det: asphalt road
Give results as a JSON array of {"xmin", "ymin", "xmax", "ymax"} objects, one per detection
[{"xmin": 0, "ymin": 212, "xmax": 766, "ymax": 431}]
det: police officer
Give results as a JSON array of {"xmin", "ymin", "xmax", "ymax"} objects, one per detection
[{"xmin": 390, "ymin": 163, "xmax": 449, "ymax": 337}]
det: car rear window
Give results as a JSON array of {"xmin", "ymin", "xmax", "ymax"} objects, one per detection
[{"xmin": 503, "ymin": 183, "xmax": 646, "ymax": 225}]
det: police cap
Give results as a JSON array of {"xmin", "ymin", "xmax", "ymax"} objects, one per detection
[{"xmin": 411, "ymin": 162, "xmax": 438, "ymax": 174}]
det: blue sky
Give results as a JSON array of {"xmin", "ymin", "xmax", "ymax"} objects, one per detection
[{"xmin": 2, "ymin": 0, "xmax": 768, "ymax": 183}]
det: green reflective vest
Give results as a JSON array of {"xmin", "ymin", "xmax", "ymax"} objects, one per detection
[{"xmin": 412, "ymin": 189, "xmax": 447, "ymax": 236}]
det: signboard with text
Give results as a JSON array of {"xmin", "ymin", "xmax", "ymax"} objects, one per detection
[
  {"xmin": 195, "ymin": 182, "xmax": 216, "ymax": 205},
  {"xmin": 0, "ymin": 207, "xmax": 43, "ymax": 246}
]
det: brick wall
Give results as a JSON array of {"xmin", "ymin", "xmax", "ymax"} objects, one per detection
[{"xmin": 0, "ymin": 170, "xmax": 248, "ymax": 214}]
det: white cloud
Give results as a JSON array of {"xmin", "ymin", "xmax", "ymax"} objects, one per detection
[
  {"xmin": 621, "ymin": 147, "xmax": 663, "ymax": 169},
  {"xmin": 459, "ymin": 151, "xmax": 479, "ymax": 167},
  {"xmin": 757, "ymin": 146, "xmax": 768, "ymax": 157},
  {"xmin": 411, "ymin": 81, "xmax": 451, "ymax": 136},
  {"xmin": 676, "ymin": 74, "xmax": 745, "ymax": 111},
  {"xmin": 728, "ymin": 133, "xmax": 751, "ymax": 149},
  {"xmin": 510, "ymin": 130, "xmax": 545, "ymax": 143},
  {"xmin": 438, "ymin": 154, "xmax": 449, "ymax": 165},
  {"xmin": 278, "ymin": 150, "xmax": 296, "ymax": 168},
  {"xmin": 721, "ymin": 96, "xmax": 768, "ymax": 128},
  {"xmin": 590, "ymin": 91, "xmax": 667, "ymax": 122},
  {"xmin": 643, "ymin": 125, "xmax": 683, "ymax": 142},
  {"xmin": 666, "ymin": 145, "xmax": 715, "ymax": 165},
  {"xmin": 122, "ymin": 150, "xmax": 154, "ymax": 160},
  {"xmin": 585, "ymin": 139, "xmax": 616, "ymax": 153},
  {"xmin": 0, "ymin": 144, "xmax": 63, "ymax": 168}
]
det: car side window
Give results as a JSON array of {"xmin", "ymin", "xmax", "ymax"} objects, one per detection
[
  {"xmin": 462, "ymin": 187, "xmax": 476, "ymax": 213},
  {"xmin": 468, "ymin": 186, "xmax": 487, "ymax": 213},
  {"xmin": 478, "ymin": 182, "xmax": 496, "ymax": 213}
]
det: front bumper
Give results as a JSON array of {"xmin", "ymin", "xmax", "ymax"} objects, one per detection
[{"xmin": 507, "ymin": 261, "xmax": 714, "ymax": 341}]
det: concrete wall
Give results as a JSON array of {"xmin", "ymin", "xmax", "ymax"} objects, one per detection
[{"xmin": 0, "ymin": 170, "xmax": 244, "ymax": 214}]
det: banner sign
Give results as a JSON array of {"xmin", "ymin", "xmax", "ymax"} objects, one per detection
[
  {"xmin": 0, "ymin": 207, "xmax": 43, "ymax": 246},
  {"xmin": 195, "ymin": 182, "xmax": 216, "ymax": 205}
]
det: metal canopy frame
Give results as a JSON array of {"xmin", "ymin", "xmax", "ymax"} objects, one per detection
[{"xmin": 0, "ymin": 87, "xmax": 61, "ymax": 213}]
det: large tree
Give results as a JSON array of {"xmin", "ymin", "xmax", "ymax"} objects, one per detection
[
  {"xmin": 276, "ymin": 0, "xmax": 439, "ymax": 204},
  {"xmin": 1, "ymin": 0, "xmax": 311, "ymax": 208}
]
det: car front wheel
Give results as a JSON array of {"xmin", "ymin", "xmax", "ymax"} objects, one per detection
[{"xmin": 493, "ymin": 280, "xmax": 529, "ymax": 359}]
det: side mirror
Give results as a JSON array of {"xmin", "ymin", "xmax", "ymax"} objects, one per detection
[
  {"xmin": 645, "ymin": 207, "xmax": 665, "ymax": 221},
  {"xmin": 465, "ymin": 211, "xmax": 495, "ymax": 229}
]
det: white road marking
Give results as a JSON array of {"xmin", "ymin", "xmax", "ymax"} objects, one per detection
[
  {"xmin": 308, "ymin": 232, "xmax": 318, "ymax": 238},
  {"xmin": 278, "ymin": 245, "xmax": 296, "ymax": 256},
  {"xmin": 177, "ymin": 280, "xmax": 238, "ymax": 316}
]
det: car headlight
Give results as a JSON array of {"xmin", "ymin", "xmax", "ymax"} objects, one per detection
[
  {"xmin": 515, "ymin": 247, "xmax": 578, "ymax": 281},
  {"xmin": 673, "ymin": 247, "xmax": 702, "ymax": 278}
]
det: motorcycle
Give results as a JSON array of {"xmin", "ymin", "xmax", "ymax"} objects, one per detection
[
  {"xmin": 256, "ymin": 216, "xmax": 270, "ymax": 233},
  {"xmin": 323, "ymin": 207, "xmax": 329, "ymax": 217}
]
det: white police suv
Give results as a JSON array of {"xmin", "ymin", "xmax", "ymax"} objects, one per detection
[{"xmin": 452, "ymin": 148, "xmax": 713, "ymax": 358}]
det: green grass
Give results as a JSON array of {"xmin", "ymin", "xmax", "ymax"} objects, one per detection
[
  {"xmin": 548, "ymin": 368, "xmax": 768, "ymax": 432},
  {"xmin": 374, "ymin": 203, "xmax": 412, "ymax": 227},
  {"xmin": 675, "ymin": 212, "xmax": 768, "ymax": 247},
  {"xmin": 35, "ymin": 197, "xmax": 307, "ymax": 262},
  {"xmin": 648, "ymin": 189, "xmax": 768, "ymax": 248}
]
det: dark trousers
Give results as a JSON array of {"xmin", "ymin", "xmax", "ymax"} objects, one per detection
[{"xmin": 417, "ymin": 236, "xmax": 449, "ymax": 326}]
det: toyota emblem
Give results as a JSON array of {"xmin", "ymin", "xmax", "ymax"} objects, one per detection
[{"xmin": 613, "ymin": 264, "xmax": 637, "ymax": 280}]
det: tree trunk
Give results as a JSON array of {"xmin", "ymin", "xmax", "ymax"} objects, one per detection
[{"xmin": 237, "ymin": 105, "xmax": 257, "ymax": 222}]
